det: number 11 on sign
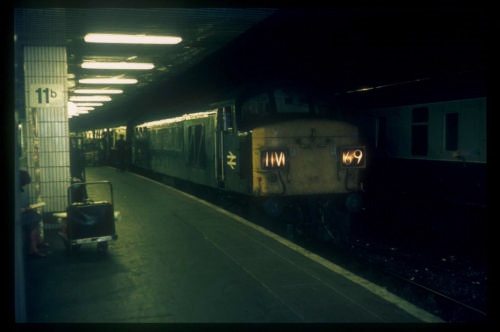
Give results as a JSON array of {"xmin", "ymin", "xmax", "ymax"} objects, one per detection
[{"xmin": 29, "ymin": 84, "xmax": 64, "ymax": 107}]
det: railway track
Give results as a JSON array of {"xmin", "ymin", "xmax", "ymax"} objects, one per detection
[
  {"xmin": 238, "ymin": 202, "xmax": 489, "ymax": 323},
  {"xmin": 385, "ymin": 269, "xmax": 487, "ymax": 322},
  {"xmin": 346, "ymin": 238, "xmax": 488, "ymax": 323}
]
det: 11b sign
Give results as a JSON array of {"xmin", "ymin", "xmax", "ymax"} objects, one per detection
[{"xmin": 29, "ymin": 84, "xmax": 64, "ymax": 107}]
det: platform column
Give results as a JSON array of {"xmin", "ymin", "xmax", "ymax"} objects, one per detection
[{"xmin": 23, "ymin": 46, "xmax": 71, "ymax": 222}]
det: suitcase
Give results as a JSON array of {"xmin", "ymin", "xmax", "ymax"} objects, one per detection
[
  {"xmin": 67, "ymin": 201, "xmax": 115, "ymax": 240},
  {"xmin": 62, "ymin": 181, "xmax": 118, "ymax": 252}
]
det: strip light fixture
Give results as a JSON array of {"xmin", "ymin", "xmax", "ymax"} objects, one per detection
[
  {"xmin": 71, "ymin": 102, "xmax": 104, "ymax": 107},
  {"xmin": 74, "ymin": 89, "xmax": 123, "ymax": 94},
  {"xmin": 79, "ymin": 78, "xmax": 137, "ymax": 84},
  {"xmin": 76, "ymin": 106, "xmax": 95, "ymax": 111},
  {"xmin": 68, "ymin": 102, "xmax": 89, "ymax": 118},
  {"xmin": 84, "ymin": 33, "xmax": 182, "ymax": 45},
  {"xmin": 69, "ymin": 95, "xmax": 112, "ymax": 102},
  {"xmin": 82, "ymin": 62, "xmax": 154, "ymax": 70}
]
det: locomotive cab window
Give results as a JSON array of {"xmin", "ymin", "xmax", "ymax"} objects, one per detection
[
  {"xmin": 239, "ymin": 93, "xmax": 272, "ymax": 130},
  {"xmin": 274, "ymin": 90, "xmax": 310, "ymax": 114},
  {"xmin": 239, "ymin": 89, "xmax": 318, "ymax": 131},
  {"xmin": 241, "ymin": 93, "xmax": 270, "ymax": 116}
]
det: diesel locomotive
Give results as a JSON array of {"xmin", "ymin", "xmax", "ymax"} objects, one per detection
[{"xmin": 130, "ymin": 87, "xmax": 367, "ymax": 244}]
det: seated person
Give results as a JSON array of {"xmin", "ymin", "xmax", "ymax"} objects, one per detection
[{"xmin": 19, "ymin": 170, "xmax": 48, "ymax": 257}]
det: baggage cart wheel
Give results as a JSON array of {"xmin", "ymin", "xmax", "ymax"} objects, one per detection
[
  {"xmin": 71, "ymin": 244, "xmax": 81, "ymax": 252},
  {"xmin": 58, "ymin": 232, "xmax": 72, "ymax": 251},
  {"xmin": 97, "ymin": 241, "xmax": 108, "ymax": 252}
]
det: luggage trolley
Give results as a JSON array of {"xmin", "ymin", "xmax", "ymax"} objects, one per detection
[{"xmin": 59, "ymin": 180, "xmax": 118, "ymax": 252}]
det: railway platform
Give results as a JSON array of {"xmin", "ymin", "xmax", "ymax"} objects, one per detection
[{"xmin": 23, "ymin": 166, "xmax": 443, "ymax": 323}]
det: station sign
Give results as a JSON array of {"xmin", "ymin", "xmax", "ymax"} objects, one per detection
[{"xmin": 29, "ymin": 84, "xmax": 65, "ymax": 107}]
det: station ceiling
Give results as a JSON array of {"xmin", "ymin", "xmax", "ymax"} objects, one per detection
[{"xmin": 14, "ymin": 7, "xmax": 487, "ymax": 131}]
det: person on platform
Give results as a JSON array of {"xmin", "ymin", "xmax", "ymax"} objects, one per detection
[
  {"xmin": 115, "ymin": 134, "xmax": 127, "ymax": 172},
  {"xmin": 19, "ymin": 170, "xmax": 49, "ymax": 258},
  {"xmin": 70, "ymin": 140, "xmax": 85, "ymax": 180}
]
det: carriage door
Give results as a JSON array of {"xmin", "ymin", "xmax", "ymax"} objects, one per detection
[
  {"xmin": 216, "ymin": 106, "xmax": 229, "ymax": 187},
  {"xmin": 216, "ymin": 105, "xmax": 238, "ymax": 189}
]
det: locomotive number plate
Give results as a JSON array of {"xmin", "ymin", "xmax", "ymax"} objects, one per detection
[
  {"xmin": 340, "ymin": 146, "xmax": 366, "ymax": 168},
  {"xmin": 261, "ymin": 150, "xmax": 287, "ymax": 169}
]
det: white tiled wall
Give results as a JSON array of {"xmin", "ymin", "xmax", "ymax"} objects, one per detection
[{"xmin": 24, "ymin": 46, "xmax": 70, "ymax": 213}]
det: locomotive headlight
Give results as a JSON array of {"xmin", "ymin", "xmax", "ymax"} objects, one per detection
[
  {"xmin": 261, "ymin": 150, "xmax": 287, "ymax": 169},
  {"xmin": 346, "ymin": 192, "xmax": 364, "ymax": 213},
  {"xmin": 267, "ymin": 173, "xmax": 278, "ymax": 183},
  {"xmin": 340, "ymin": 146, "xmax": 366, "ymax": 168}
]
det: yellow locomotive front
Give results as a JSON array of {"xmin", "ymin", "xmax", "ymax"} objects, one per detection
[
  {"xmin": 235, "ymin": 88, "xmax": 366, "ymax": 244},
  {"xmin": 251, "ymin": 119, "xmax": 365, "ymax": 198}
]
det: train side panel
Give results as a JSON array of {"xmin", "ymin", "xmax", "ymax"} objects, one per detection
[
  {"xmin": 361, "ymin": 97, "xmax": 486, "ymax": 163},
  {"xmin": 134, "ymin": 111, "xmax": 219, "ymax": 188},
  {"xmin": 219, "ymin": 130, "xmax": 253, "ymax": 195},
  {"xmin": 360, "ymin": 96, "xmax": 487, "ymax": 207},
  {"xmin": 181, "ymin": 115, "xmax": 217, "ymax": 186}
]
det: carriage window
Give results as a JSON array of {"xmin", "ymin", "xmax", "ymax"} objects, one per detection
[
  {"xmin": 411, "ymin": 107, "xmax": 428, "ymax": 156},
  {"xmin": 187, "ymin": 124, "xmax": 206, "ymax": 168},
  {"xmin": 161, "ymin": 126, "xmax": 183, "ymax": 151},
  {"xmin": 445, "ymin": 112, "xmax": 458, "ymax": 151}
]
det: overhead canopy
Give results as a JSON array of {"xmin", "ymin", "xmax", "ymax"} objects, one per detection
[{"xmin": 14, "ymin": 8, "xmax": 487, "ymax": 131}]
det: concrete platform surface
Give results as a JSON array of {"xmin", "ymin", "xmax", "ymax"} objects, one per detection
[{"xmin": 24, "ymin": 166, "xmax": 443, "ymax": 323}]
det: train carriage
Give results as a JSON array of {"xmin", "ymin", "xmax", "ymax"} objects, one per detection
[{"xmin": 357, "ymin": 96, "xmax": 487, "ymax": 246}]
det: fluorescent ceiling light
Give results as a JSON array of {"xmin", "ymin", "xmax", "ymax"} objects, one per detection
[
  {"xmin": 71, "ymin": 102, "xmax": 104, "ymax": 107},
  {"xmin": 68, "ymin": 102, "xmax": 86, "ymax": 118},
  {"xmin": 82, "ymin": 62, "xmax": 154, "ymax": 70},
  {"xmin": 84, "ymin": 33, "xmax": 182, "ymax": 45},
  {"xmin": 74, "ymin": 89, "xmax": 123, "ymax": 94},
  {"xmin": 79, "ymin": 78, "xmax": 137, "ymax": 84},
  {"xmin": 70, "ymin": 95, "xmax": 112, "ymax": 102},
  {"xmin": 68, "ymin": 101, "xmax": 77, "ymax": 112},
  {"xmin": 76, "ymin": 106, "xmax": 95, "ymax": 111}
]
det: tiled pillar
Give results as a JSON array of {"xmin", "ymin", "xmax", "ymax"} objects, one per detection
[{"xmin": 24, "ymin": 46, "xmax": 70, "ymax": 217}]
